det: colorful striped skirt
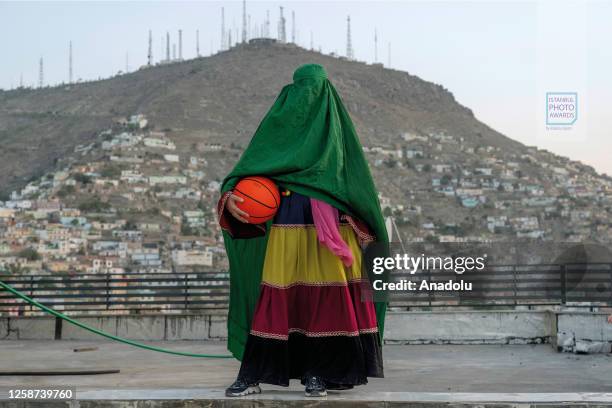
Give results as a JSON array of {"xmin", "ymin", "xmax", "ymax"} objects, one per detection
[{"xmin": 237, "ymin": 191, "xmax": 384, "ymax": 387}]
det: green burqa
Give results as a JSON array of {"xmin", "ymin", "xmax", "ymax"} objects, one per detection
[{"xmin": 220, "ymin": 63, "xmax": 388, "ymax": 360}]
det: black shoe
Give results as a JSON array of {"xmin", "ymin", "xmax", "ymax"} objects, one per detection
[
  {"xmin": 304, "ymin": 376, "xmax": 327, "ymax": 397},
  {"xmin": 225, "ymin": 377, "xmax": 261, "ymax": 397},
  {"xmin": 325, "ymin": 381, "xmax": 354, "ymax": 391}
]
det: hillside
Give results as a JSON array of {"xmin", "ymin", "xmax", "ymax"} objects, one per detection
[
  {"xmin": 0, "ymin": 41, "xmax": 524, "ymax": 195},
  {"xmin": 1, "ymin": 41, "xmax": 611, "ymax": 279}
]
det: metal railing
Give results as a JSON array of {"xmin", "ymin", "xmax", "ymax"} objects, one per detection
[
  {"xmin": 0, "ymin": 271, "xmax": 229, "ymax": 316},
  {"xmin": 383, "ymin": 262, "xmax": 612, "ymax": 308},
  {"xmin": 1, "ymin": 263, "xmax": 611, "ymax": 316}
]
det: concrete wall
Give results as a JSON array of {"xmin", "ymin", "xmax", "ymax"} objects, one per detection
[
  {"xmin": 384, "ymin": 310, "xmax": 552, "ymax": 345},
  {"xmin": 2, "ymin": 311, "xmax": 611, "ymax": 353},
  {"xmin": 0, "ymin": 314, "xmax": 227, "ymax": 341},
  {"xmin": 554, "ymin": 311, "xmax": 612, "ymax": 353}
]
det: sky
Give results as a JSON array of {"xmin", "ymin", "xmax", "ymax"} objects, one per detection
[{"xmin": 0, "ymin": 0, "xmax": 610, "ymax": 175}]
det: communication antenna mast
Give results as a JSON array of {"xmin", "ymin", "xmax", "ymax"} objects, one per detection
[
  {"xmin": 172, "ymin": 44, "xmax": 176, "ymax": 60},
  {"xmin": 125, "ymin": 52, "xmax": 129, "ymax": 72},
  {"xmin": 147, "ymin": 30, "xmax": 153, "ymax": 66},
  {"xmin": 346, "ymin": 16, "xmax": 354, "ymax": 60},
  {"xmin": 196, "ymin": 29, "xmax": 200, "ymax": 57},
  {"xmin": 221, "ymin": 7, "xmax": 226, "ymax": 50},
  {"xmin": 241, "ymin": 0, "xmax": 247, "ymax": 43},
  {"xmin": 38, "ymin": 57, "xmax": 43, "ymax": 88},
  {"xmin": 278, "ymin": 6, "xmax": 286, "ymax": 43},
  {"xmin": 265, "ymin": 10, "xmax": 270, "ymax": 37},
  {"xmin": 69, "ymin": 41, "xmax": 73, "ymax": 83},
  {"xmin": 374, "ymin": 28, "xmax": 378, "ymax": 63},
  {"xmin": 178, "ymin": 29, "xmax": 183, "ymax": 60},
  {"xmin": 291, "ymin": 10, "xmax": 295, "ymax": 43},
  {"xmin": 387, "ymin": 42, "xmax": 391, "ymax": 67},
  {"xmin": 166, "ymin": 32, "xmax": 170, "ymax": 61}
]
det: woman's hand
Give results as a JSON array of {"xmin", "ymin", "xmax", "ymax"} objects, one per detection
[{"xmin": 227, "ymin": 193, "xmax": 250, "ymax": 223}]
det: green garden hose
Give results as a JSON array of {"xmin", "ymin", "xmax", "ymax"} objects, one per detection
[{"xmin": 0, "ymin": 280, "xmax": 233, "ymax": 359}]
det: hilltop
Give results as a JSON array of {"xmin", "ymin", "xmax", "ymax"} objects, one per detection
[{"xmin": 0, "ymin": 41, "xmax": 523, "ymax": 195}]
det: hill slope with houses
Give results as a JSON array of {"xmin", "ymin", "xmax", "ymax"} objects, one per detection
[
  {"xmin": 0, "ymin": 41, "xmax": 611, "ymax": 276},
  {"xmin": 1, "ymin": 40, "xmax": 523, "ymax": 195}
]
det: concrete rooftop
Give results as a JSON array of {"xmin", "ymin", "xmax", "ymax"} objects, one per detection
[{"xmin": 1, "ymin": 340, "xmax": 611, "ymax": 406}]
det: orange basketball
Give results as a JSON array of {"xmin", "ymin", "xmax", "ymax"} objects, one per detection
[{"xmin": 233, "ymin": 176, "xmax": 280, "ymax": 223}]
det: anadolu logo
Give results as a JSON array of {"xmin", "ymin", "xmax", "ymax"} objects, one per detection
[{"xmin": 546, "ymin": 92, "xmax": 578, "ymax": 127}]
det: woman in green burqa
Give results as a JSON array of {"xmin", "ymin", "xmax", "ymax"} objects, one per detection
[{"xmin": 217, "ymin": 63, "xmax": 388, "ymax": 397}]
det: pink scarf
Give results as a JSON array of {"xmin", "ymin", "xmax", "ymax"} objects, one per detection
[{"xmin": 310, "ymin": 198, "xmax": 354, "ymax": 267}]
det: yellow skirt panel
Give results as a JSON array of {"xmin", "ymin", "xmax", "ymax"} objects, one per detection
[{"xmin": 261, "ymin": 224, "xmax": 364, "ymax": 288}]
